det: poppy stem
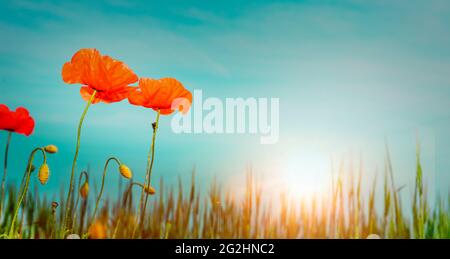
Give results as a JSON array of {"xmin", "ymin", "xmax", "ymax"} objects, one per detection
[
  {"xmin": 51, "ymin": 203, "xmax": 58, "ymax": 238},
  {"xmin": 123, "ymin": 181, "xmax": 142, "ymax": 206},
  {"xmin": 92, "ymin": 157, "xmax": 121, "ymax": 222},
  {"xmin": 0, "ymin": 131, "xmax": 12, "ymax": 217},
  {"xmin": 140, "ymin": 110, "xmax": 161, "ymax": 225},
  {"xmin": 62, "ymin": 90, "xmax": 97, "ymax": 238},
  {"xmin": 8, "ymin": 147, "xmax": 46, "ymax": 238},
  {"xmin": 130, "ymin": 180, "xmax": 150, "ymax": 238}
]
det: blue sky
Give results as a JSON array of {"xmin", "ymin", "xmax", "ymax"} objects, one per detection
[{"xmin": 0, "ymin": 0, "xmax": 449, "ymax": 201}]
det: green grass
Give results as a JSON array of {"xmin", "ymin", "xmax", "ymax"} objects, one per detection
[{"xmin": 0, "ymin": 146, "xmax": 449, "ymax": 239}]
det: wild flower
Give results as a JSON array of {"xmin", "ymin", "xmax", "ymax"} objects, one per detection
[
  {"xmin": 0, "ymin": 104, "xmax": 34, "ymax": 216},
  {"xmin": 128, "ymin": 77, "xmax": 192, "ymax": 224},
  {"xmin": 61, "ymin": 48, "xmax": 138, "ymax": 237},
  {"xmin": 0, "ymin": 104, "xmax": 35, "ymax": 136}
]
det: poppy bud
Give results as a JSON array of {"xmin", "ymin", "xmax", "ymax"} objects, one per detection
[
  {"xmin": 119, "ymin": 164, "xmax": 132, "ymax": 179},
  {"xmin": 44, "ymin": 145, "xmax": 58, "ymax": 154},
  {"xmin": 88, "ymin": 221, "xmax": 107, "ymax": 239},
  {"xmin": 80, "ymin": 182, "xmax": 89, "ymax": 199},
  {"xmin": 144, "ymin": 186, "xmax": 156, "ymax": 195},
  {"xmin": 38, "ymin": 164, "xmax": 50, "ymax": 185},
  {"xmin": 52, "ymin": 201, "xmax": 58, "ymax": 213}
]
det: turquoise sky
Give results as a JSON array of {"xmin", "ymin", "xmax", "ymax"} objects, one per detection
[{"xmin": 0, "ymin": 0, "xmax": 449, "ymax": 202}]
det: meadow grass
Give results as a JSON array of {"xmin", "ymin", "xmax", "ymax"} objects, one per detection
[{"xmin": 0, "ymin": 147, "xmax": 448, "ymax": 239}]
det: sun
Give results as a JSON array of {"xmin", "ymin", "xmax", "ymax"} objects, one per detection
[{"xmin": 278, "ymin": 149, "xmax": 331, "ymax": 201}]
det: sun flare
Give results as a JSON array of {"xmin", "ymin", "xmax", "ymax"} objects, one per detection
[{"xmin": 277, "ymin": 150, "xmax": 331, "ymax": 201}]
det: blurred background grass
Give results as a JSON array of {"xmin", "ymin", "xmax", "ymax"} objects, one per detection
[{"xmin": 0, "ymin": 144, "xmax": 448, "ymax": 239}]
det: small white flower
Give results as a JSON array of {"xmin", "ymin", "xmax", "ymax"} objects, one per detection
[
  {"xmin": 67, "ymin": 234, "xmax": 81, "ymax": 239},
  {"xmin": 366, "ymin": 234, "xmax": 381, "ymax": 239}
]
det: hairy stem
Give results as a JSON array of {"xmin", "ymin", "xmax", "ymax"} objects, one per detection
[
  {"xmin": 72, "ymin": 171, "xmax": 89, "ymax": 229},
  {"xmin": 141, "ymin": 110, "xmax": 161, "ymax": 222},
  {"xmin": 92, "ymin": 157, "xmax": 121, "ymax": 221},
  {"xmin": 8, "ymin": 147, "xmax": 46, "ymax": 238}
]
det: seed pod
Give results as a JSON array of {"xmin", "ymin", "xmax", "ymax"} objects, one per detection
[
  {"xmin": 52, "ymin": 201, "xmax": 59, "ymax": 213},
  {"xmin": 38, "ymin": 164, "xmax": 50, "ymax": 185},
  {"xmin": 44, "ymin": 145, "xmax": 58, "ymax": 154},
  {"xmin": 80, "ymin": 182, "xmax": 89, "ymax": 199},
  {"xmin": 144, "ymin": 186, "xmax": 156, "ymax": 195},
  {"xmin": 119, "ymin": 164, "xmax": 132, "ymax": 179}
]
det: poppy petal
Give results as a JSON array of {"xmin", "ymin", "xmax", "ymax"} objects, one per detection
[
  {"xmin": 128, "ymin": 89, "xmax": 147, "ymax": 107},
  {"xmin": 63, "ymin": 49, "xmax": 137, "ymax": 104},
  {"xmin": 62, "ymin": 49, "xmax": 101, "ymax": 86},
  {"xmin": 100, "ymin": 87, "xmax": 135, "ymax": 104},
  {"xmin": 0, "ymin": 104, "xmax": 9, "ymax": 112},
  {"xmin": 15, "ymin": 116, "xmax": 35, "ymax": 136},
  {"xmin": 158, "ymin": 108, "xmax": 175, "ymax": 115},
  {"xmin": 128, "ymin": 77, "xmax": 192, "ymax": 115},
  {"xmin": 80, "ymin": 87, "xmax": 101, "ymax": 104},
  {"xmin": 0, "ymin": 104, "xmax": 35, "ymax": 136},
  {"xmin": 15, "ymin": 107, "xmax": 30, "ymax": 116},
  {"xmin": 101, "ymin": 55, "xmax": 138, "ymax": 90},
  {"xmin": 0, "ymin": 106, "xmax": 14, "ymax": 131}
]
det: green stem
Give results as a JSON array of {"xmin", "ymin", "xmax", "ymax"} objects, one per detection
[
  {"xmin": 137, "ymin": 122, "xmax": 154, "ymax": 216},
  {"xmin": 8, "ymin": 147, "xmax": 46, "ymax": 238},
  {"xmin": 130, "ymin": 181, "xmax": 148, "ymax": 239},
  {"xmin": 92, "ymin": 157, "xmax": 121, "ymax": 221},
  {"xmin": 112, "ymin": 218, "xmax": 121, "ymax": 239},
  {"xmin": 51, "ymin": 204, "xmax": 57, "ymax": 239},
  {"xmin": 123, "ymin": 181, "xmax": 139, "ymax": 206},
  {"xmin": 62, "ymin": 90, "xmax": 97, "ymax": 238},
  {"xmin": 141, "ymin": 110, "xmax": 160, "ymax": 222},
  {"xmin": 0, "ymin": 132, "xmax": 12, "ymax": 217},
  {"xmin": 134, "ymin": 182, "xmax": 148, "ymax": 190},
  {"xmin": 19, "ymin": 192, "xmax": 27, "ymax": 236}
]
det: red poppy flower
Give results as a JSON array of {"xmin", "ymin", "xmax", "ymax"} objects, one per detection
[
  {"xmin": 62, "ymin": 48, "xmax": 138, "ymax": 104},
  {"xmin": 128, "ymin": 78, "xmax": 192, "ymax": 115},
  {"xmin": 0, "ymin": 104, "xmax": 35, "ymax": 136}
]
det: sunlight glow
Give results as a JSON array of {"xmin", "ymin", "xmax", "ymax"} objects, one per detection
[{"xmin": 278, "ymin": 149, "xmax": 331, "ymax": 201}]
